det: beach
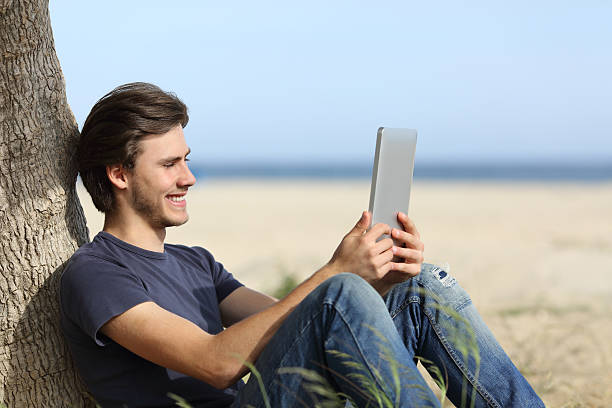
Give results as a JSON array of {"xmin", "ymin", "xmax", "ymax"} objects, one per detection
[{"xmin": 78, "ymin": 180, "xmax": 612, "ymax": 407}]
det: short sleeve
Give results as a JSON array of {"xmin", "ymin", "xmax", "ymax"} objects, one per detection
[
  {"xmin": 195, "ymin": 247, "xmax": 243, "ymax": 302},
  {"xmin": 60, "ymin": 254, "xmax": 152, "ymax": 346}
]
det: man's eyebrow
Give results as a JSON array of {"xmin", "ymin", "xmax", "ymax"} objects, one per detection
[{"xmin": 157, "ymin": 148, "xmax": 191, "ymax": 164}]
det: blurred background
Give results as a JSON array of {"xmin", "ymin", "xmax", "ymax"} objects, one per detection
[
  {"xmin": 51, "ymin": 0, "xmax": 611, "ymax": 174},
  {"xmin": 51, "ymin": 2, "xmax": 612, "ymax": 407}
]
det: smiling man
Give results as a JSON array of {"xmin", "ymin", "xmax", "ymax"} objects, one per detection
[
  {"xmin": 103, "ymin": 125, "xmax": 194, "ymax": 247},
  {"xmin": 60, "ymin": 82, "xmax": 543, "ymax": 408}
]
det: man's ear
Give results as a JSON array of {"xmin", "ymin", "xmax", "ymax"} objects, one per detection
[{"xmin": 106, "ymin": 164, "xmax": 129, "ymax": 190}]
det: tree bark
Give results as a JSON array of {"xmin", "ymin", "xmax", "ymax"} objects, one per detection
[{"xmin": 0, "ymin": 0, "xmax": 94, "ymax": 406}]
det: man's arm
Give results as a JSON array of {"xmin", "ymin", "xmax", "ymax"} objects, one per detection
[
  {"xmin": 100, "ymin": 211, "xmax": 423, "ymax": 389},
  {"xmin": 218, "ymin": 211, "xmax": 426, "ymax": 326},
  {"xmin": 101, "ymin": 261, "xmax": 342, "ymax": 389},
  {"xmin": 219, "ymin": 287, "xmax": 278, "ymax": 327}
]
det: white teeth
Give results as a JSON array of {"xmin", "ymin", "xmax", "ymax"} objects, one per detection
[{"xmin": 168, "ymin": 196, "xmax": 185, "ymax": 202}]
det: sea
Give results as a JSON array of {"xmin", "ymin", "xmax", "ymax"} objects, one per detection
[{"xmin": 190, "ymin": 163, "xmax": 612, "ymax": 182}]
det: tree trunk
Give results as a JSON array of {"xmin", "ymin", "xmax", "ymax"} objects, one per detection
[{"xmin": 0, "ymin": 0, "xmax": 94, "ymax": 406}]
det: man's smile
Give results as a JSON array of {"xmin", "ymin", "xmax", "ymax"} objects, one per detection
[{"xmin": 166, "ymin": 193, "xmax": 187, "ymax": 208}]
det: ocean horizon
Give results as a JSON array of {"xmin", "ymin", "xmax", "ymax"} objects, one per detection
[{"xmin": 190, "ymin": 162, "xmax": 612, "ymax": 181}]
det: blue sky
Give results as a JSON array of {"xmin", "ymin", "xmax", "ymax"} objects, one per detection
[{"xmin": 50, "ymin": 1, "xmax": 611, "ymax": 166}]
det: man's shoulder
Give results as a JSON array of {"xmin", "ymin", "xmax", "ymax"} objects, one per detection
[
  {"xmin": 165, "ymin": 243, "xmax": 217, "ymax": 266},
  {"xmin": 67, "ymin": 233, "xmax": 124, "ymax": 269},
  {"xmin": 61, "ymin": 233, "xmax": 135, "ymax": 293}
]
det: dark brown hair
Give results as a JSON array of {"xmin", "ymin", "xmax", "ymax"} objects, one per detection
[{"xmin": 77, "ymin": 82, "xmax": 189, "ymax": 213}]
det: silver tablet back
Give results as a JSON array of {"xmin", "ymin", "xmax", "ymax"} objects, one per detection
[{"xmin": 368, "ymin": 128, "xmax": 417, "ymax": 232}]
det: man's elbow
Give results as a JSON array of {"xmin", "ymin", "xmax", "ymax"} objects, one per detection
[
  {"xmin": 207, "ymin": 374, "xmax": 232, "ymax": 390},
  {"xmin": 194, "ymin": 332, "xmax": 253, "ymax": 389},
  {"xmin": 197, "ymin": 357, "xmax": 247, "ymax": 390},
  {"xmin": 208, "ymin": 364, "xmax": 246, "ymax": 389}
]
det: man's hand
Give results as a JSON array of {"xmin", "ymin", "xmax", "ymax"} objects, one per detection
[
  {"xmin": 391, "ymin": 211, "xmax": 425, "ymax": 275},
  {"xmin": 327, "ymin": 211, "xmax": 396, "ymax": 287},
  {"xmin": 327, "ymin": 211, "xmax": 425, "ymax": 296},
  {"xmin": 371, "ymin": 211, "xmax": 425, "ymax": 294}
]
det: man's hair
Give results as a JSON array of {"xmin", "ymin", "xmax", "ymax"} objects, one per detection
[{"xmin": 77, "ymin": 82, "xmax": 189, "ymax": 213}]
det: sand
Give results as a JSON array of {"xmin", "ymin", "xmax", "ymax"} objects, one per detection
[{"xmin": 78, "ymin": 180, "xmax": 612, "ymax": 407}]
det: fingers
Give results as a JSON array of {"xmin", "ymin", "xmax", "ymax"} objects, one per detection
[
  {"xmin": 373, "ymin": 247, "xmax": 394, "ymax": 268},
  {"xmin": 397, "ymin": 212, "xmax": 420, "ymax": 240},
  {"xmin": 340, "ymin": 212, "xmax": 423, "ymax": 283},
  {"xmin": 391, "ymin": 228, "xmax": 424, "ymax": 251},
  {"xmin": 388, "ymin": 262, "xmax": 422, "ymax": 277},
  {"xmin": 372, "ymin": 237, "xmax": 393, "ymax": 254},
  {"xmin": 371, "ymin": 238, "xmax": 393, "ymax": 267},
  {"xmin": 371, "ymin": 238, "xmax": 421, "ymax": 272},
  {"xmin": 391, "ymin": 246, "xmax": 424, "ymax": 264},
  {"xmin": 347, "ymin": 211, "xmax": 371, "ymax": 237},
  {"xmin": 363, "ymin": 222, "xmax": 391, "ymax": 242},
  {"xmin": 376, "ymin": 262, "xmax": 422, "ymax": 282}
]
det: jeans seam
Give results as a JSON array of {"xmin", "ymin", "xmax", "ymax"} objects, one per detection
[
  {"xmin": 278, "ymin": 309, "xmax": 322, "ymax": 360},
  {"xmin": 260, "ymin": 308, "xmax": 323, "ymax": 405},
  {"xmin": 391, "ymin": 281, "xmax": 498, "ymax": 407},
  {"xmin": 455, "ymin": 298, "xmax": 472, "ymax": 312},
  {"xmin": 322, "ymin": 300, "xmax": 397, "ymax": 403},
  {"xmin": 390, "ymin": 296, "xmax": 420, "ymax": 319},
  {"xmin": 389, "ymin": 296, "xmax": 499, "ymax": 407},
  {"xmin": 421, "ymin": 307, "xmax": 501, "ymax": 408}
]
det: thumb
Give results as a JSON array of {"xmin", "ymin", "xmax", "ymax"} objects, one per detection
[{"xmin": 348, "ymin": 211, "xmax": 370, "ymax": 236}]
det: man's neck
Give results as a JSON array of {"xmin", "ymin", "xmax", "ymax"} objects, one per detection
[{"xmin": 103, "ymin": 213, "xmax": 166, "ymax": 253}]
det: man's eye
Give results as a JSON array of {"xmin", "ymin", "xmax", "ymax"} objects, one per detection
[{"xmin": 164, "ymin": 162, "xmax": 175, "ymax": 168}]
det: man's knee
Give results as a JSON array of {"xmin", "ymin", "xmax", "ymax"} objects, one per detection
[
  {"xmin": 316, "ymin": 273, "xmax": 385, "ymax": 313},
  {"xmin": 323, "ymin": 272, "xmax": 369, "ymax": 291},
  {"xmin": 415, "ymin": 263, "xmax": 472, "ymax": 312}
]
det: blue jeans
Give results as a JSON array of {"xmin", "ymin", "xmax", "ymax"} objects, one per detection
[{"xmin": 231, "ymin": 264, "xmax": 543, "ymax": 407}]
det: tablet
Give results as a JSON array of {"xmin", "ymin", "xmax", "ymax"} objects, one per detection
[{"xmin": 368, "ymin": 127, "xmax": 417, "ymax": 241}]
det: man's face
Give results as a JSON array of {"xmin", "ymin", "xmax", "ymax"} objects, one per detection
[{"xmin": 126, "ymin": 125, "xmax": 196, "ymax": 229}]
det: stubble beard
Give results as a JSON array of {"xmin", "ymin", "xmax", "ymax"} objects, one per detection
[{"xmin": 130, "ymin": 179, "xmax": 188, "ymax": 229}]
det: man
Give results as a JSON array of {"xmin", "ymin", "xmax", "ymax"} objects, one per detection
[{"xmin": 61, "ymin": 82, "xmax": 544, "ymax": 407}]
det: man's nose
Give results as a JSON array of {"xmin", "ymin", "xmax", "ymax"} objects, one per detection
[{"xmin": 178, "ymin": 162, "xmax": 196, "ymax": 187}]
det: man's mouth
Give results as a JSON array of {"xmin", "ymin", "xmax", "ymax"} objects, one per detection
[{"xmin": 166, "ymin": 193, "xmax": 187, "ymax": 207}]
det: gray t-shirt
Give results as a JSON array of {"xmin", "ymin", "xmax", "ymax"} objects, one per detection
[{"xmin": 60, "ymin": 231, "xmax": 244, "ymax": 407}]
